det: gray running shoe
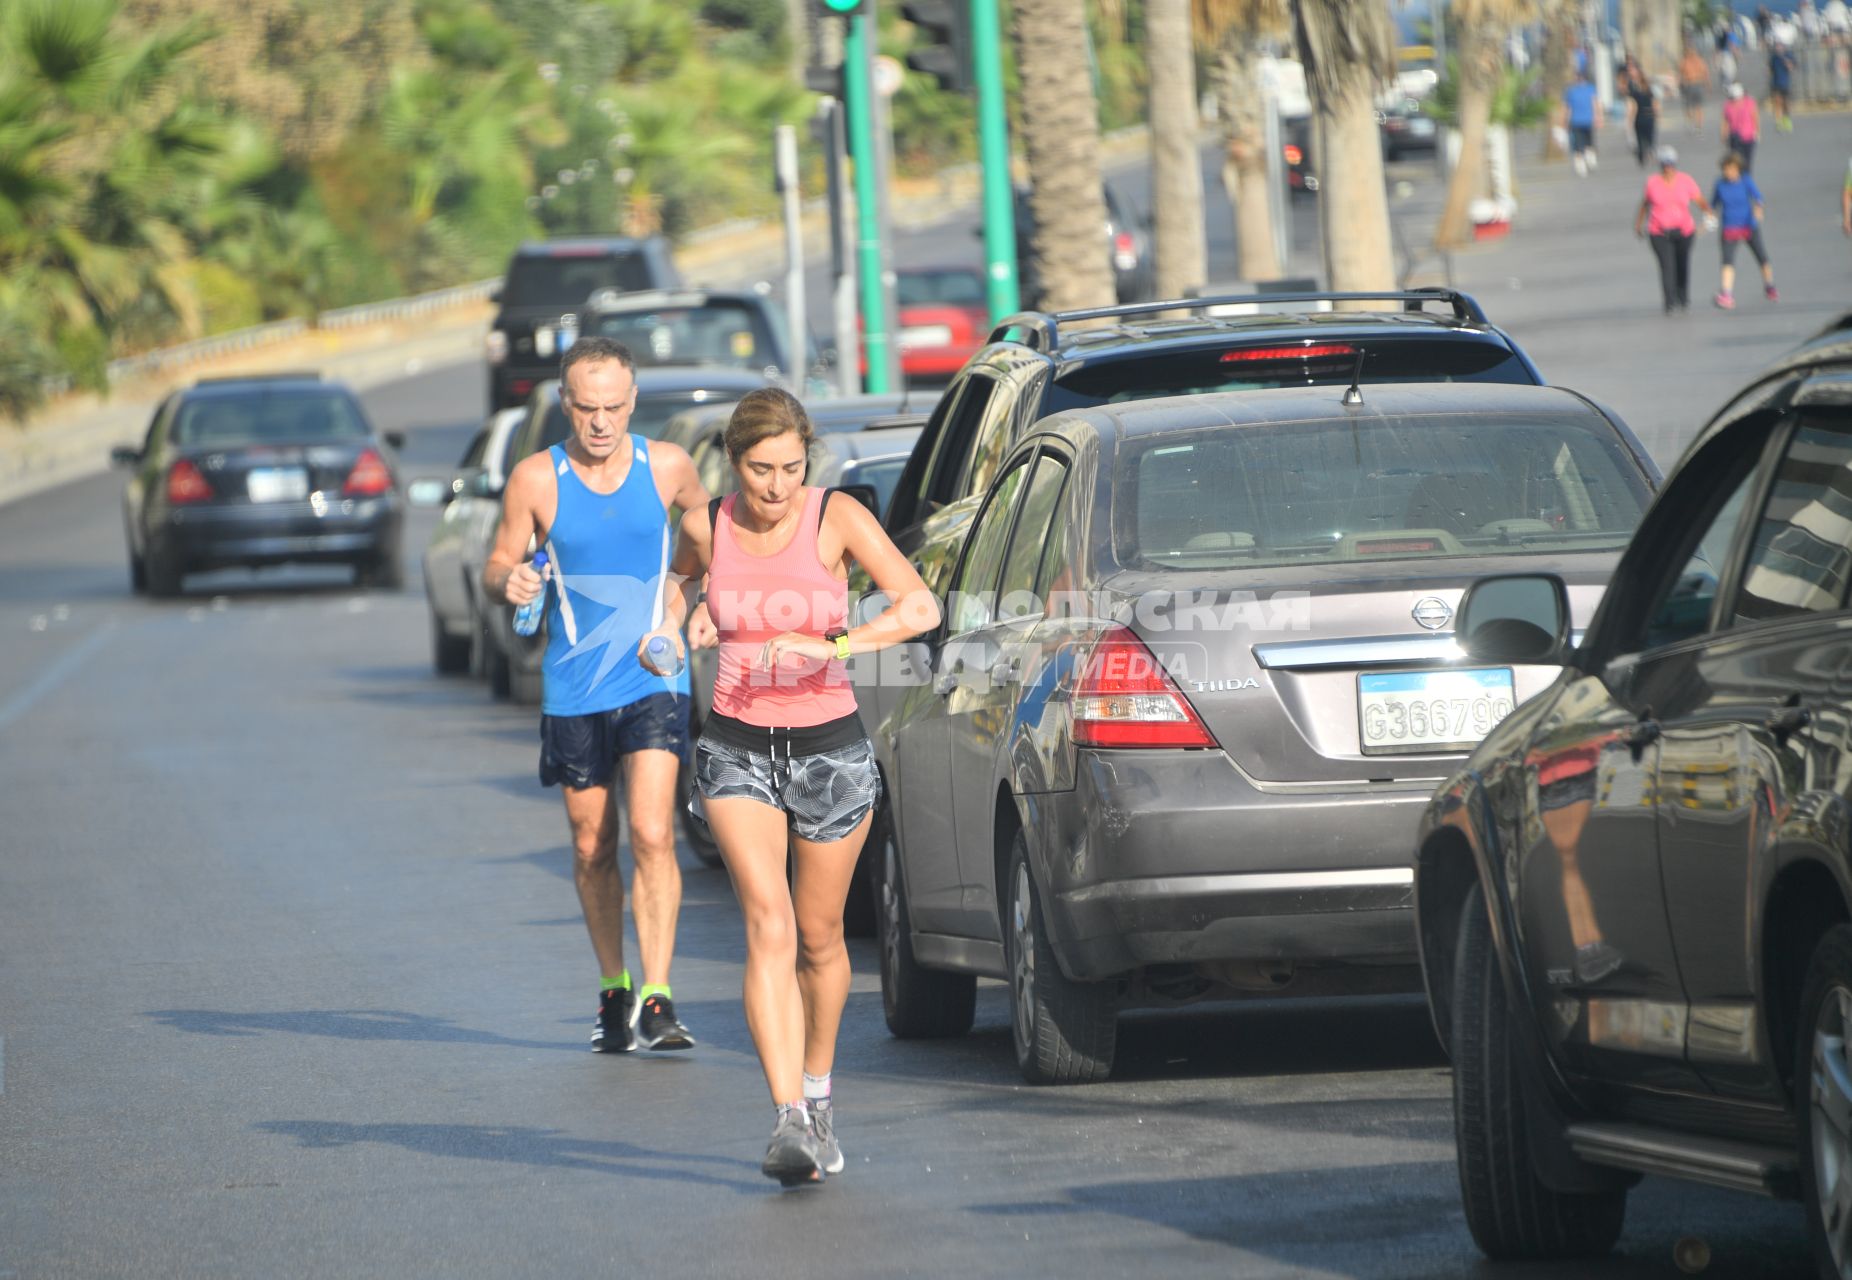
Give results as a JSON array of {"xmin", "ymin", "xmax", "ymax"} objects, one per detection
[
  {"xmin": 811, "ymin": 1100, "xmax": 844, "ymax": 1175},
  {"xmin": 761, "ymin": 1107, "xmax": 822, "ymax": 1187}
]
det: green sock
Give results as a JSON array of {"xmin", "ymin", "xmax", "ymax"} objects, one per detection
[
  {"xmin": 639, "ymin": 983, "xmax": 671, "ymax": 1001},
  {"xmin": 600, "ymin": 971, "xmax": 632, "ymax": 993}
]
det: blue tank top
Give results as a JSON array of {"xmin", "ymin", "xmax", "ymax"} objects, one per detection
[{"xmin": 540, "ymin": 442, "xmax": 689, "ymax": 715}]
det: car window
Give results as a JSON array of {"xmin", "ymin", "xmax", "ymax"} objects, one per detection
[
  {"xmin": 998, "ymin": 453, "xmax": 1069, "ymax": 618},
  {"xmin": 897, "ymin": 271, "xmax": 986, "ymax": 308},
  {"xmin": 956, "ymin": 381, "xmax": 1018, "ymax": 502},
  {"xmin": 947, "ymin": 460, "xmax": 1030, "ymax": 634},
  {"xmin": 458, "ymin": 428, "xmax": 489, "ymax": 470},
  {"xmin": 1117, "ymin": 412, "xmax": 1649, "ymax": 570},
  {"xmin": 585, "ymin": 302, "xmax": 779, "ymax": 372},
  {"xmin": 1638, "ymin": 457, "xmax": 1760, "ymax": 650},
  {"xmin": 172, "ymin": 391, "xmax": 370, "ymax": 446},
  {"xmin": 693, "ymin": 437, "xmax": 732, "ymax": 497},
  {"xmin": 840, "ymin": 456, "xmax": 909, "ymax": 520},
  {"xmin": 924, "ymin": 374, "xmax": 1000, "ymax": 509},
  {"xmin": 1730, "ymin": 417, "xmax": 1852, "ymax": 627},
  {"xmin": 495, "ymin": 420, "xmax": 524, "ymax": 478},
  {"xmin": 502, "ymin": 252, "xmax": 653, "ymax": 308},
  {"xmin": 142, "ymin": 397, "xmax": 172, "ymax": 453}
]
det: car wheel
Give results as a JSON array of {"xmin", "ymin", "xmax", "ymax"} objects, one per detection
[
  {"xmin": 357, "ymin": 549, "xmax": 404, "ymax": 591},
  {"xmin": 145, "ymin": 540, "xmax": 184, "ymax": 599},
  {"xmin": 1006, "ymin": 830, "xmax": 1116, "ymax": 1084},
  {"xmin": 675, "ymin": 753, "xmax": 724, "ymax": 868},
  {"xmin": 508, "ymin": 658, "xmax": 543, "ymax": 706},
  {"xmin": 1796, "ymin": 925, "xmax": 1852, "ymax": 1279},
  {"xmin": 129, "ymin": 551, "xmax": 147, "ymax": 595},
  {"xmin": 1452, "ymin": 883, "xmax": 1626, "ymax": 1259},
  {"xmin": 877, "ymin": 813, "xmax": 975, "ymax": 1039},
  {"xmin": 432, "ymin": 615, "xmax": 471, "ymax": 675},
  {"xmin": 488, "ymin": 647, "xmax": 512, "ymax": 700}
]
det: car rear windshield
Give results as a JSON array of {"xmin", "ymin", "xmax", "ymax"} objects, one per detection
[
  {"xmin": 897, "ymin": 271, "xmax": 986, "ymax": 308},
  {"xmin": 1119, "ymin": 412, "xmax": 1651, "ymax": 570},
  {"xmin": 1042, "ymin": 337, "xmax": 1535, "ymax": 414},
  {"xmin": 502, "ymin": 252, "xmax": 655, "ymax": 308},
  {"xmin": 585, "ymin": 302, "xmax": 780, "ymax": 372},
  {"xmin": 538, "ymin": 393, "xmax": 735, "ymax": 452},
  {"xmin": 173, "ymin": 391, "xmax": 369, "ymax": 446}
]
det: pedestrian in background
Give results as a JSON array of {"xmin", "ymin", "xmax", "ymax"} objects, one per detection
[
  {"xmin": 1680, "ymin": 43, "xmax": 1709, "ymax": 131},
  {"xmin": 1624, "ymin": 61, "xmax": 1659, "ymax": 167},
  {"xmin": 643, "ymin": 388, "xmax": 938, "ymax": 1187},
  {"xmin": 1565, "ymin": 66, "xmax": 1600, "ymax": 176},
  {"xmin": 1769, "ymin": 41, "xmax": 1796, "ymax": 131},
  {"xmin": 1710, "ymin": 151, "xmax": 1777, "ymax": 308},
  {"xmin": 1722, "ymin": 82, "xmax": 1760, "ymax": 172},
  {"xmin": 1635, "ymin": 145, "xmax": 1712, "ymax": 314}
]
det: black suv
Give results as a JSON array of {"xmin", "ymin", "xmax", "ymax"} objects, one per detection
[
  {"xmin": 486, "ymin": 237, "xmax": 679, "ymax": 411},
  {"xmin": 1413, "ymin": 315, "xmax": 1852, "ymax": 1271}
]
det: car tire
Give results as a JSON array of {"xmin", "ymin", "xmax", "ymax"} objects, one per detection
[
  {"xmin": 877, "ymin": 811, "xmax": 976, "ymax": 1040},
  {"xmin": 508, "ymin": 658, "xmax": 543, "ymax": 706},
  {"xmin": 432, "ymin": 614, "xmax": 472, "ymax": 675},
  {"xmin": 357, "ymin": 550, "xmax": 404, "ymax": 591},
  {"xmin": 129, "ymin": 551, "xmax": 147, "ymax": 595},
  {"xmin": 145, "ymin": 540, "xmax": 184, "ymax": 599},
  {"xmin": 1795, "ymin": 924, "xmax": 1852, "ymax": 1280},
  {"xmin": 1006, "ymin": 831, "xmax": 1116, "ymax": 1085},
  {"xmin": 488, "ymin": 647, "xmax": 512, "ymax": 700},
  {"xmin": 1452, "ymin": 883, "xmax": 1627, "ymax": 1260},
  {"xmin": 675, "ymin": 753, "xmax": 724, "ymax": 868}
]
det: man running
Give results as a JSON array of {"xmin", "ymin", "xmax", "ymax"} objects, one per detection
[
  {"xmin": 1565, "ymin": 66, "xmax": 1600, "ymax": 176},
  {"xmin": 1769, "ymin": 41, "xmax": 1796, "ymax": 131},
  {"xmin": 486, "ymin": 335, "xmax": 711, "ymax": 1055}
]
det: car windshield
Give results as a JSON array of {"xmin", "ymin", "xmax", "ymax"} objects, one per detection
[
  {"xmin": 538, "ymin": 393, "xmax": 738, "ymax": 452},
  {"xmin": 897, "ymin": 271, "xmax": 986, "ymax": 308},
  {"xmin": 1119, "ymin": 412, "xmax": 1651, "ymax": 570},
  {"xmin": 173, "ymin": 391, "xmax": 370, "ymax": 446},
  {"xmin": 1043, "ymin": 338, "xmax": 1534, "ymax": 413},
  {"xmin": 586, "ymin": 301, "xmax": 782, "ymax": 372},
  {"xmin": 502, "ymin": 253, "xmax": 654, "ymax": 308},
  {"xmin": 841, "ymin": 456, "xmax": 909, "ymax": 515}
]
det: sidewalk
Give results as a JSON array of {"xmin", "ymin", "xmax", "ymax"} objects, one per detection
[{"xmin": 1397, "ymin": 104, "xmax": 1852, "ymax": 466}]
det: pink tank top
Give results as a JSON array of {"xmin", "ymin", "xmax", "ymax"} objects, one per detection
[{"xmin": 708, "ymin": 487, "xmax": 856, "ymax": 728}]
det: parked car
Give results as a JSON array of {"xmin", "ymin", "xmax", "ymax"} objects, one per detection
[
  {"xmin": 1379, "ymin": 97, "xmax": 1438, "ymax": 159},
  {"xmin": 874, "ymin": 381, "xmax": 1658, "ymax": 1084},
  {"xmin": 411, "ymin": 407, "xmax": 525, "ymax": 675},
  {"xmin": 894, "ymin": 266, "xmax": 990, "ymax": 386},
  {"xmin": 481, "ymin": 367, "xmax": 772, "ymax": 705},
  {"xmin": 572, "ymin": 287, "xmax": 822, "ymax": 391},
  {"xmin": 1015, "ymin": 183, "xmax": 1153, "ymax": 309},
  {"xmin": 1414, "ymin": 315, "xmax": 1852, "ymax": 1270},
  {"xmin": 112, "ymin": 373, "xmax": 406, "ymax": 597},
  {"xmin": 486, "ymin": 237, "xmax": 679, "ymax": 411}
]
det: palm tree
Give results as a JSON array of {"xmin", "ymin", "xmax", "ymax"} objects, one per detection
[
  {"xmin": 1538, "ymin": 0, "xmax": 1579, "ymax": 161},
  {"xmin": 1011, "ymin": 0, "xmax": 1116, "ymax": 312},
  {"xmin": 1147, "ymin": 0, "xmax": 1207, "ymax": 301},
  {"xmin": 1195, "ymin": 0, "xmax": 1291, "ymax": 281},
  {"xmin": 1435, "ymin": 0, "xmax": 1536, "ymax": 249},
  {"xmin": 1293, "ymin": 0, "xmax": 1396, "ymax": 295}
]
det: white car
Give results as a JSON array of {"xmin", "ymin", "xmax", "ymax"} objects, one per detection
[{"xmin": 414, "ymin": 407, "xmax": 524, "ymax": 675}]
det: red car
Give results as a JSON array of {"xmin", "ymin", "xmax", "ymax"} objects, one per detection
[{"xmin": 893, "ymin": 266, "xmax": 989, "ymax": 384}]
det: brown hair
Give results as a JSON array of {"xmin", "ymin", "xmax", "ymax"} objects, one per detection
[
  {"xmin": 559, "ymin": 335, "xmax": 635, "ymax": 387},
  {"xmin": 724, "ymin": 387, "xmax": 814, "ymax": 464}
]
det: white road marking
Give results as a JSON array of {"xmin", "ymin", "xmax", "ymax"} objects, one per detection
[{"xmin": 0, "ymin": 622, "xmax": 117, "ymax": 732}]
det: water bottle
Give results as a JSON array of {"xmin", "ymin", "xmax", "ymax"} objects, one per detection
[
  {"xmin": 646, "ymin": 633, "xmax": 684, "ymax": 678},
  {"xmin": 512, "ymin": 551, "xmax": 548, "ymax": 637}
]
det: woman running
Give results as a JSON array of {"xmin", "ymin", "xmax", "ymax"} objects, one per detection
[{"xmin": 640, "ymin": 387, "xmax": 938, "ymax": 1187}]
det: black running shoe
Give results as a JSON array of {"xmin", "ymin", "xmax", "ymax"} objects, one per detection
[
  {"xmin": 761, "ymin": 1108, "xmax": 822, "ymax": 1187},
  {"xmin": 636, "ymin": 993, "xmax": 695, "ymax": 1050},
  {"xmin": 591, "ymin": 987, "xmax": 637, "ymax": 1053}
]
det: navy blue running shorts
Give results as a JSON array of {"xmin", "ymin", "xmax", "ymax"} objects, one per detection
[{"xmin": 539, "ymin": 693, "xmax": 691, "ymax": 790}]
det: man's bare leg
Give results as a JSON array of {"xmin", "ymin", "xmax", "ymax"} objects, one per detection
[
  {"xmin": 564, "ymin": 783, "xmax": 626, "ymax": 978},
  {"xmin": 621, "ymin": 748, "xmax": 683, "ymax": 988}
]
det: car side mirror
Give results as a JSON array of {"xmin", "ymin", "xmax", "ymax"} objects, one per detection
[
  {"xmin": 383, "ymin": 431, "xmax": 407, "ymax": 453},
  {"xmin": 406, "ymin": 477, "xmax": 456, "ymax": 508},
  {"xmin": 1457, "ymin": 574, "xmax": 1572, "ymax": 665},
  {"xmin": 838, "ymin": 483, "xmax": 880, "ymax": 516},
  {"xmin": 110, "ymin": 445, "xmax": 142, "ymax": 468}
]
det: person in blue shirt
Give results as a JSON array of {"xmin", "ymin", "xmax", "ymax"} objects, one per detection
[
  {"xmin": 1769, "ymin": 42, "xmax": 1796, "ymax": 131},
  {"xmin": 1710, "ymin": 151, "xmax": 1777, "ymax": 308},
  {"xmin": 1564, "ymin": 67, "xmax": 1599, "ymax": 176}
]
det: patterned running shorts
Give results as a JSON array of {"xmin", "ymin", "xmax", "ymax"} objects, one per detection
[{"xmin": 693, "ymin": 735, "xmax": 881, "ymax": 844}]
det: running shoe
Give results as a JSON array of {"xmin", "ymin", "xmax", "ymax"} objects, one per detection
[
  {"xmin": 1714, "ymin": 291, "xmax": 1735, "ymax": 309},
  {"xmin": 591, "ymin": 987, "xmax": 637, "ymax": 1053},
  {"xmin": 1766, "ymin": 285, "xmax": 1780, "ymax": 302},
  {"xmin": 635, "ymin": 993, "xmax": 695, "ymax": 1050},
  {"xmin": 762, "ymin": 1108, "xmax": 823, "ymax": 1186},
  {"xmin": 811, "ymin": 1100, "xmax": 845, "ymax": 1175}
]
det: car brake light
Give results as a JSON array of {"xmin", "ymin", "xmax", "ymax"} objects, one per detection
[
  {"xmin": 1220, "ymin": 344, "xmax": 1357, "ymax": 363},
  {"xmin": 1283, "ymin": 144, "xmax": 1303, "ymax": 165},
  {"xmin": 1112, "ymin": 231, "xmax": 1137, "ymax": 271},
  {"xmin": 343, "ymin": 448, "xmax": 393, "ymax": 496},
  {"xmin": 166, "ymin": 459, "xmax": 213, "ymax": 504},
  {"xmin": 1072, "ymin": 626, "xmax": 1218, "ymax": 749}
]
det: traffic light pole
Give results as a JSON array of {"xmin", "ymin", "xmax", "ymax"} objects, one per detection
[
  {"xmin": 971, "ymin": 0, "xmax": 1018, "ymax": 323},
  {"xmin": 842, "ymin": 11, "xmax": 890, "ymax": 394}
]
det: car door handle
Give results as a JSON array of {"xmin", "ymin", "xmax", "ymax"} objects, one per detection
[
  {"xmin": 988, "ymin": 659, "xmax": 1016, "ymax": 683},
  {"xmin": 1625, "ymin": 717, "xmax": 1662, "ymax": 760},
  {"xmin": 933, "ymin": 664, "xmax": 961, "ymax": 696},
  {"xmin": 1767, "ymin": 703, "xmax": 1813, "ymax": 742}
]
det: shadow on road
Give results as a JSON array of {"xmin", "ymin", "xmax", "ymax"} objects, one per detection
[
  {"xmin": 255, "ymin": 1120, "xmax": 763, "ymax": 1192},
  {"xmin": 145, "ymin": 1007, "xmax": 577, "ymax": 1052}
]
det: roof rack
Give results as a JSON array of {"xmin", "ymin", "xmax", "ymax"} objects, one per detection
[
  {"xmin": 191, "ymin": 371, "xmax": 323, "ymax": 385},
  {"xmin": 986, "ymin": 288, "xmax": 1489, "ymax": 352}
]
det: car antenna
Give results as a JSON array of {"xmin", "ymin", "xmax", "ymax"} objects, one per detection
[{"xmin": 1341, "ymin": 347, "xmax": 1366, "ymax": 406}]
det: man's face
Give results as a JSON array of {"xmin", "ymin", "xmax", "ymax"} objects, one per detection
[{"xmin": 562, "ymin": 359, "xmax": 637, "ymax": 461}]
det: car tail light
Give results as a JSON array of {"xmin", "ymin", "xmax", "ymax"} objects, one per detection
[
  {"xmin": 1220, "ymin": 343, "xmax": 1356, "ymax": 363},
  {"xmin": 1283, "ymin": 144, "xmax": 1303, "ymax": 166},
  {"xmin": 343, "ymin": 448, "xmax": 393, "ymax": 496},
  {"xmin": 1112, "ymin": 231, "xmax": 1137, "ymax": 272},
  {"xmin": 166, "ymin": 459, "xmax": 213, "ymax": 504},
  {"xmin": 1072, "ymin": 626, "xmax": 1217, "ymax": 749}
]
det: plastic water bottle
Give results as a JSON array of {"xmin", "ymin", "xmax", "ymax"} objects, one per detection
[
  {"xmin": 512, "ymin": 551, "xmax": 548, "ymax": 637},
  {"xmin": 646, "ymin": 633, "xmax": 684, "ymax": 678}
]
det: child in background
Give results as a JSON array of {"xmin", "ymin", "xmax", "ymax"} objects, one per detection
[{"xmin": 1711, "ymin": 151, "xmax": 1777, "ymax": 308}]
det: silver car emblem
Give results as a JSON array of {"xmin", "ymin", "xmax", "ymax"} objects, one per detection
[{"xmin": 1412, "ymin": 596, "xmax": 1453, "ymax": 631}]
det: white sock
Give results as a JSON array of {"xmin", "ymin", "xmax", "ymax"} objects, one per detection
[{"xmin": 803, "ymin": 1072, "xmax": 832, "ymax": 1105}]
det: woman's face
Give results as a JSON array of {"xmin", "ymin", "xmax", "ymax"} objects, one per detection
[{"xmin": 734, "ymin": 430, "xmax": 809, "ymax": 525}]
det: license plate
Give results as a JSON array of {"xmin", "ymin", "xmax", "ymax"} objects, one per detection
[
  {"xmin": 1358, "ymin": 667, "xmax": 1515, "ymax": 755},
  {"xmin": 897, "ymin": 324, "xmax": 952, "ymax": 351},
  {"xmin": 1409, "ymin": 118, "xmax": 1435, "ymax": 136},
  {"xmin": 246, "ymin": 467, "xmax": 309, "ymax": 503}
]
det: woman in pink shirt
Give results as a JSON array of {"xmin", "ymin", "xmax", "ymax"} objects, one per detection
[
  {"xmin": 642, "ymin": 388, "xmax": 938, "ymax": 1186},
  {"xmin": 1721, "ymin": 81, "xmax": 1760, "ymax": 173},
  {"xmin": 1633, "ymin": 145, "xmax": 1713, "ymax": 313}
]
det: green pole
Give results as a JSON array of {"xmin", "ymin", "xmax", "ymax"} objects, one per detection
[
  {"xmin": 971, "ymin": 0, "xmax": 1018, "ymax": 322},
  {"xmin": 843, "ymin": 12, "xmax": 889, "ymax": 394}
]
